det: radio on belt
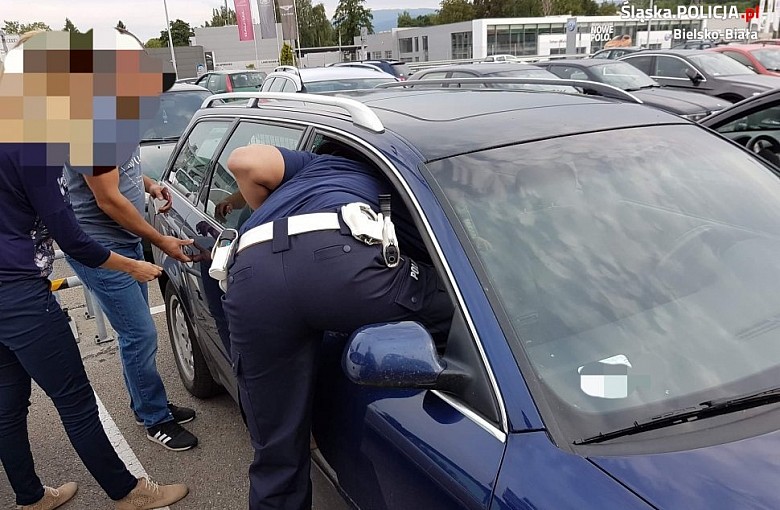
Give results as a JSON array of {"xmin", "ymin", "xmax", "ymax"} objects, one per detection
[{"xmin": 209, "ymin": 228, "xmax": 239, "ymax": 281}]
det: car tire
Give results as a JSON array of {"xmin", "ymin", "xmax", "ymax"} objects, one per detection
[{"xmin": 165, "ymin": 281, "xmax": 223, "ymax": 398}]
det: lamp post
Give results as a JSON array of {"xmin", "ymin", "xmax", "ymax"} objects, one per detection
[{"xmin": 163, "ymin": 0, "xmax": 179, "ymax": 77}]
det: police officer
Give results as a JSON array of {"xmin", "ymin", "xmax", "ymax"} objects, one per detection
[{"xmin": 220, "ymin": 144, "xmax": 453, "ymax": 509}]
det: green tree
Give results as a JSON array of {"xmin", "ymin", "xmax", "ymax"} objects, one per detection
[
  {"xmin": 2, "ymin": 20, "xmax": 51, "ymax": 34},
  {"xmin": 63, "ymin": 18, "xmax": 80, "ymax": 33},
  {"xmin": 116, "ymin": 20, "xmax": 126, "ymax": 30},
  {"xmin": 438, "ymin": 0, "xmax": 475, "ymax": 24},
  {"xmin": 280, "ymin": 42, "xmax": 295, "ymax": 65},
  {"xmin": 159, "ymin": 19, "xmax": 194, "ymax": 47},
  {"xmin": 204, "ymin": 6, "xmax": 237, "ymax": 27},
  {"xmin": 145, "ymin": 38, "xmax": 163, "ymax": 48},
  {"xmin": 333, "ymin": 0, "xmax": 373, "ymax": 46},
  {"xmin": 397, "ymin": 11, "xmax": 438, "ymax": 27},
  {"xmin": 297, "ymin": 0, "xmax": 336, "ymax": 47}
]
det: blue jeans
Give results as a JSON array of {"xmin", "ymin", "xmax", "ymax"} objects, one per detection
[
  {"xmin": 0, "ymin": 278, "xmax": 137, "ymax": 505},
  {"xmin": 67, "ymin": 242, "xmax": 173, "ymax": 428}
]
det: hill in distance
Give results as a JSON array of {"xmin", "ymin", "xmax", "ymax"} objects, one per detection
[{"xmin": 371, "ymin": 8, "xmax": 438, "ymax": 33}]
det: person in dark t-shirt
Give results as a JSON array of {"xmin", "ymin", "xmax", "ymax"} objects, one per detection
[{"xmin": 220, "ymin": 145, "xmax": 454, "ymax": 510}]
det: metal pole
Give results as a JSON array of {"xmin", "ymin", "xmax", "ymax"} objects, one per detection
[
  {"xmin": 93, "ymin": 299, "xmax": 114, "ymax": 344},
  {"xmin": 646, "ymin": 0, "xmax": 653, "ymax": 48},
  {"xmin": 163, "ymin": 0, "xmax": 179, "ymax": 77}
]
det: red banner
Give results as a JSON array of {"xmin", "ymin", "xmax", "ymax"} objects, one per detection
[{"xmin": 234, "ymin": 0, "xmax": 255, "ymax": 41}]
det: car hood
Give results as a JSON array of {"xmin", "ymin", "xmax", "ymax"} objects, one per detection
[
  {"xmin": 633, "ymin": 87, "xmax": 729, "ymax": 114},
  {"xmin": 717, "ymin": 73, "xmax": 780, "ymax": 90},
  {"xmin": 139, "ymin": 140, "xmax": 178, "ymax": 182},
  {"xmin": 591, "ymin": 427, "xmax": 780, "ymax": 509}
]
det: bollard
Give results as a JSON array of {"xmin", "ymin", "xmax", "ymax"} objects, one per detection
[{"xmin": 49, "ymin": 275, "xmax": 114, "ymax": 345}]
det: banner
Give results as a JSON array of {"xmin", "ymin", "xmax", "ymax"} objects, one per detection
[
  {"xmin": 234, "ymin": 0, "xmax": 255, "ymax": 41},
  {"xmin": 278, "ymin": 0, "xmax": 298, "ymax": 41},
  {"xmin": 257, "ymin": 0, "xmax": 277, "ymax": 39}
]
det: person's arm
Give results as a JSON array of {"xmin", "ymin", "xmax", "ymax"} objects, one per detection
[
  {"xmin": 225, "ymin": 145, "xmax": 286, "ymax": 210},
  {"xmin": 84, "ymin": 169, "xmax": 192, "ymax": 262},
  {"xmin": 21, "ymin": 166, "xmax": 162, "ymax": 282}
]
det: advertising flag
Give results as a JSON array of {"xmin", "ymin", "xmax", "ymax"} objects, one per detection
[
  {"xmin": 278, "ymin": 0, "xmax": 298, "ymax": 40},
  {"xmin": 234, "ymin": 0, "xmax": 255, "ymax": 41},
  {"xmin": 257, "ymin": 0, "xmax": 277, "ymax": 39}
]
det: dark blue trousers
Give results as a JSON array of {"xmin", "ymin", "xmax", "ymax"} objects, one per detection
[
  {"xmin": 0, "ymin": 278, "xmax": 137, "ymax": 505},
  {"xmin": 223, "ymin": 228, "xmax": 453, "ymax": 510}
]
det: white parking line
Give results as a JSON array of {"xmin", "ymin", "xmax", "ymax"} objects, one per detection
[
  {"xmin": 94, "ymin": 392, "xmax": 170, "ymax": 510},
  {"xmin": 149, "ymin": 305, "xmax": 166, "ymax": 316}
]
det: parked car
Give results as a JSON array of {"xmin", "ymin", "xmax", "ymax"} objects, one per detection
[
  {"xmin": 150, "ymin": 85, "xmax": 780, "ymax": 509},
  {"xmin": 671, "ymin": 39, "xmax": 728, "ymax": 50},
  {"xmin": 590, "ymin": 46, "xmax": 642, "ymax": 59},
  {"xmin": 701, "ymin": 87, "xmax": 780, "ymax": 167},
  {"xmin": 709, "ymin": 44, "xmax": 780, "ymax": 76},
  {"xmin": 260, "ymin": 65, "xmax": 398, "ymax": 93},
  {"xmin": 406, "ymin": 63, "xmax": 579, "ymax": 93},
  {"xmin": 482, "ymin": 54, "xmax": 519, "ymax": 63},
  {"xmin": 193, "ymin": 70, "xmax": 267, "ymax": 94},
  {"xmin": 619, "ymin": 49, "xmax": 780, "ymax": 101},
  {"xmin": 175, "ymin": 76, "xmax": 200, "ymax": 85},
  {"xmin": 330, "ymin": 59, "xmax": 413, "ymax": 80},
  {"xmin": 535, "ymin": 58, "xmax": 729, "ymax": 120},
  {"xmin": 139, "ymin": 83, "xmax": 212, "ymax": 260}
]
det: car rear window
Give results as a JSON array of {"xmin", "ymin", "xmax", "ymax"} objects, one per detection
[{"xmin": 391, "ymin": 62, "xmax": 413, "ymax": 79}]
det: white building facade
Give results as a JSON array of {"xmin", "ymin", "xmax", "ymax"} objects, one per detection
[{"xmin": 359, "ymin": 15, "xmax": 710, "ymax": 62}]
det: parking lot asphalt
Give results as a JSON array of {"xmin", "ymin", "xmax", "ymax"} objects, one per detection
[{"xmin": 0, "ymin": 257, "xmax": 349, "ymax": 510}]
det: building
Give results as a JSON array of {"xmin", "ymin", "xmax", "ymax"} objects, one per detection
[{"xmin": 357, "ymin": 15, "xmax": 711, "ymax": 62}]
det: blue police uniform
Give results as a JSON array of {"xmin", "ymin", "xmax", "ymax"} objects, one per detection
[{"xmin": 222, "ymin": 148, "xmax": 453, "ymax": 509}]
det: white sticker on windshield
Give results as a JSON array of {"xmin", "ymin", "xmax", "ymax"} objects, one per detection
[{"xmin": 578, "ymin": 355, "xmax": 632, "ymax": 399}]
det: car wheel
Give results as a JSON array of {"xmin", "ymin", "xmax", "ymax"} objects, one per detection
[{"xmin": 165, "ymin": 282, "xmax": 222, "ymax": 398}]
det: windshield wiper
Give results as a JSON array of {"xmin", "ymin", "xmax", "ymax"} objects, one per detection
[{"xmin": 575, "ymin": 387, "xmax": 780, "ymax": 445}]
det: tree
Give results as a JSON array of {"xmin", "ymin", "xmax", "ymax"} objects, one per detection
[
  {"xmin": 397, "ymin": 11, "xmax": 438, "ymax": 27},
  {"xmin": 116, "ymin": 20, "xmax": 126, "ymax": 30},
  {"xmin": 204, "ymin": 6, "xmax": 236, "ymax": 27},
  {"xmin": 297, "ymin": 0, "xmax": 337, "ymax": 47},
  {"xmin": 63, "ymin": 18, "xmax": 80, "ymax": 33},
  {"xmin": 2, "ymin": 20, "xmax": 51, "ymax": 34},
  {"xmin": 437, "ymin": 0, "xmax": 475, "ymax": 24},
  {"xmin": 159, "ymin": 19, "xmax": 194, "ymax": 47},
  {"xmin": 145, "ymin": 38, "xmax": 162, "ymax": 48},
  {"xmin": 280, "ymin": 42, "xmax": 295, "ymax": 66},
  {"xmin": 332, "ymin": 0, "xmax": 373, "ymax": 46}
]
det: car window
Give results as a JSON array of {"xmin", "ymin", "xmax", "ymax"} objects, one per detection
[
  {"xmin": 593, "ymin": 62, "xmax": 657, "ymax": 90},
  {"xmin": 716, "ymin": 102, "xmax": 780, "ymax": 133},
  {"xmin": 141, "ymin": 90, "xmax": 213, "ymax": 142},
  {"xmin": 303, "ymin": 78, "xmax": 397, "ymax": 93},
  {"xmin": 195, "ymin": 74, "xmax": 210, "ymax": 88},
  {"xmin": 204, "ymin": 122, "xmax": 305, "ymax": 228},
  {"xmin": 654, "ymin": 56, "xmax": 694, "ymax": 79},
  {"xmin": 750, "ymin": 48, "xmax": 780, "ymax": 71},
  {"xmin": 281, "ymin": 79, "xmax": 299, "ymax": 92},
  {"xmin": 622, "ymin": 55, "xmax": 653, "ymax": 75},
  {"xmin": 548, "ymin": 65, "xmax": 587, "ymax": 80},
  {"xmin": 689, "ymin": 52, "xmax": 755, "ymax": 76},
  {"xmin": 449, "ymin": 71, "xmax": 481, "ymax": 88},
  {"xmin": 390, "ymin": 62, "xmax": 412, "ymax": 79},
  {"xmin": 230, "ymin": 72, "xmax": 265, "ymax": 89},
  {"xmin": 723, "ymin": 51, "xmax": 754, "ymax": 69},
  {"xmin": 592, "ymin": 50, "xmax": 611, "ymax": 59},
  {"xmin": 260, "ymin": 77, "xmax": 276, "ymax": 92},
  {"xmin": 419, "ymin": 71, "xmax": 448, "ymax": 80},
  {"xmin": 268, "ymin": 77, "xmax": 287, "ymax": 92},
  {"xmin": 166, "ymin": 121, "xmax": 230, "ymax": 203}
]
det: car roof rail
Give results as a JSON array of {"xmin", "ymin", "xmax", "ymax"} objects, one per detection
[
  {"xmin": 375, "ymin": 77, "xmax": 643, "ymax": 104},
  {"xmin": 274, "ymin": 65, "xmax": 300, "ymax": 75},
  {"xmin": 201, "ymin": 92, "xmax": 385, "ymax": 132}
]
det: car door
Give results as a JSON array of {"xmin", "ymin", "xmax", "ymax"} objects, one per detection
[
  {"xmin": 182, "ymin": 120, "xmax": 308, "ymax": 397},
  {"xmin": 620, "ymin": 54, "xmax": 653, "ymax": 75},
  {"xmin": 305, "ymin": 132, "xmax": 506, "ymax": 510},
  {"xmin": 651, "ymin": 55, "xmax": 703, "ymax": 91}
]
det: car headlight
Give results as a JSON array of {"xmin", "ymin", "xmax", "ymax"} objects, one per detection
[{"xmin": 682, "ymin": 111, "xmax": 710, "ymax": 122}]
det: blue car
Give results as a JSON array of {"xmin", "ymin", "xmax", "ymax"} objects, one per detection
[{"xmin": 150, "ymin": 82, "xmax": 780, "ymax": 509}]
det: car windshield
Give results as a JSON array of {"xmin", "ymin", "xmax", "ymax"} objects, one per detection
[
  {"xmin": 427, "ymin": 125, "xmax": 780, "ymax": 442},
  {"xmin": 689, "ymin": 52, "xmax": 755, "ymax": 76},
  {"xmin": 141, "ymin": 90, "xmax": 212, "ymax": 141},
  {"xmin": 230, "ymin": 72, "xmax": 265, "ymax": 88},
  {"xmin": 487, "ymin": 69, "xmax": 579, "ymax": 93},
  {"xmin": 591, "ymin": 62, "xmax": 658, "ymax": 89},
  {"xmin": 303, "ymin": 77, "xmax": 397, "ymax": 93},
  {"xmin": 750, "ymin": 48, "xmax": 780, "ymax": 71}
]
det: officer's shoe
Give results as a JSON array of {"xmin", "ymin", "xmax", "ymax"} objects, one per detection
[
  {"xmin": 146, "ymin": 420, "xmax": 198, "ymax": 451},
  {"xmin": 17, "ymin": 482, "xmax": 78, "ymax": 510},
  {"xmin": 134, "ymin": 402, "xmax": 196, "ymax": 426},
  {"xmin": 115, "ymin": 477, "xmax": 188, "ymax": 510}
]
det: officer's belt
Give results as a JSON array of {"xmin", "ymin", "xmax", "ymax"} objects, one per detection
[{"xmin": 236, "ymin": 213, "xmax": 341, "ymax": 254}]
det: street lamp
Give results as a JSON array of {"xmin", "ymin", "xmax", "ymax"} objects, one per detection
[{"xmin": 163, "ymin": 0, "xmax": 179, "ymax": 77}]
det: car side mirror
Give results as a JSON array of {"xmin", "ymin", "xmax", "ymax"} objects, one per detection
[
  {"xmin": 686, "ymin": 68, "xmax": 704, "ymax": 84},
  {"xmin": 342, "ymin": 322, "xmax": 465, "ymax": 390}
]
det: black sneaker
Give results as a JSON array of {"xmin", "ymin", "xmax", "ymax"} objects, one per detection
[
  {"xmin": 146, "ymin": 420, "xmax": 198, "ymax": 451},
  {"xmin": 135, "ymin": 402, "xmax": 196, "ymax": 426}
]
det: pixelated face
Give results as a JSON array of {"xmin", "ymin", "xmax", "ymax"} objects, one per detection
[{"xmin": 0, "ymin": 29, "xmax": 175, "ymax": 174}]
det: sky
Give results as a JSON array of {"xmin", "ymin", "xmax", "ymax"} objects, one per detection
[{"xmin": 1, "ymin": 0, "xmax": 441, "ymax": 43}]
